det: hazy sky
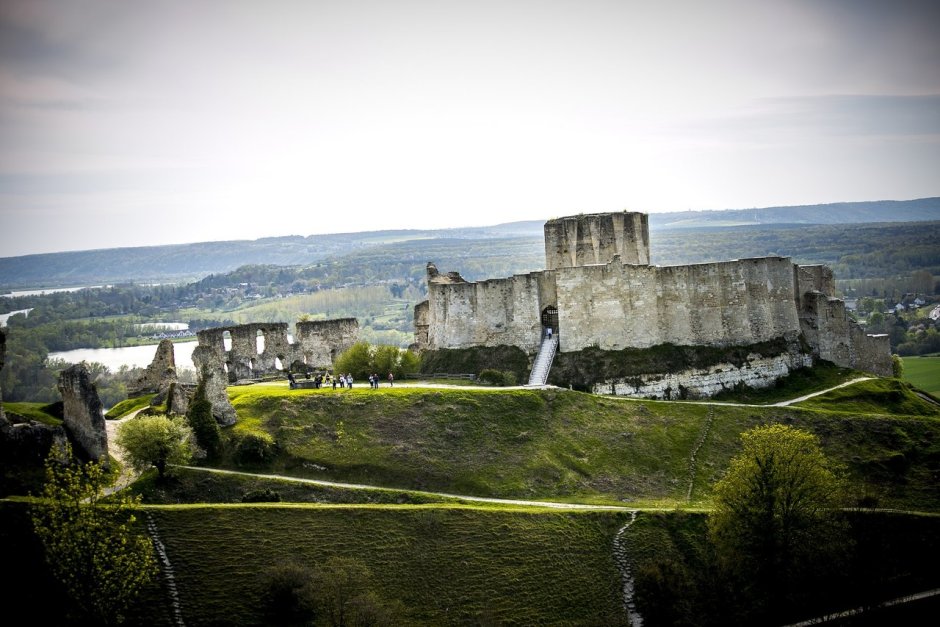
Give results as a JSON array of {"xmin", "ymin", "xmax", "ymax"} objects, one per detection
[{"xmin": 2, "ymin": 0, "xmax": 938, "ymax": 256}]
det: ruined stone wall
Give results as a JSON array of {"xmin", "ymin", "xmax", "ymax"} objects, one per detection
[
  {"xmin": 556, "ymin": 256, "xmax": 801, "ymax": 352},
  {"xmin": 544, "ymin": 212, "xmax": 650, "ymax": 270},
  {"xmin": 57, "ymin": 364, "xmax": 108, "ymax": 464},
  {"xmin": 413, "ymin": 300, "xmax": 429, "ymax": 351},
  {"xmin": 800, "ymin": 292, "xmax": 893, "ymax": 376},
  {"xmin": 191, "ymin": 345, "xmax": 237, "ymax": 426},
  {"xmin": 594, "ymin": 351, "xmax": 813, "ymax": 400},
  {"xmin": 197, "ymin": 323, "xmax": 293, "ymax": 381},
  {"xmin": 132, "ymin": 338, "xmax": 177, "ymax": 394},
  {"xmin": 798, "ymin": 265, "xmax": 835, "ymax": 306},
  {"xmin": 295, "ymin": 318, "xmax": 359, "ymax": 369},
  {"xmin": 425, "ymin": 271, "xmax": 545, "ymax": 352}
]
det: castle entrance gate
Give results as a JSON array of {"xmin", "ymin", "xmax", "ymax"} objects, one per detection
[{"xmin": 541, "ymin": 306, "xmax": 559, "ymax": 334}]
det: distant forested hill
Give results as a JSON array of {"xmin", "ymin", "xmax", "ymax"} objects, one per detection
[
  {"xmin": 647, "ymin": 197, "xmax": 940, "ymax": 228},
  {"xmin": 1, "ymin": 197, "xmax": 937, "ymax": 289}
]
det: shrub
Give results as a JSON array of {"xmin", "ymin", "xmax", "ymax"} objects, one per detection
[
  {"xmin": 478, "ymin": 369, "xmax": 517, "ymax": 386},
  {"xmin": 234, "ymin": 431, "xmax": 276, "ymax": 465}
]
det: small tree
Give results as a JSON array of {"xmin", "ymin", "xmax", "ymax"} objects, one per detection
[
  {"xmin": 32, "ymin": 443, "xmax": 157, "ymax": 625},
  {"xmin": 117, "ymin": 414, "xmax": 195, "ymax": 480},
  {"xmin": 708, "ymin": 424, "xmax": 847, "ymax": 618},
  {"xmin": 892, "ymin": 354, "xmax": 904, "ymax": 378}
]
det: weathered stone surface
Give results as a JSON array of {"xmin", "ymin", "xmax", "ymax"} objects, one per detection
[
  {"xmin": 594, "ymin": 352, "xmax": 813, "ymax": 400},
  {"xmin": 57, "ymin": 364, "xmax": 109, "ymax": 464},
  {"xmin": 133, "ymin": 338, "xmax": 177, "ymax": 394},
  {"xmin": 544, "ymin": 211, "xmax": 650, "ymax": 270},
  {"xmin": 132, "ymin": 339, "xmax": 191, "ymax": 414},
  {"xmin": 191, "ymin": 345, "xmax": 237, "ymax": 426},
  {"xmin": 294, "ymin": 318, "xmax": 359, "ymax": 369},
  {"xmin": 799, "ymin": 292, "xmax": 893, "ymax": 376}
]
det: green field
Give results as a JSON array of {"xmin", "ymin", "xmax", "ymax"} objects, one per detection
[{"xmin": 903, "ymin": 355, "xmax": 940, "ymax": 395}]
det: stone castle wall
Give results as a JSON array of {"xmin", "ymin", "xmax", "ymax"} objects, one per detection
[
  {"xmin": 196, "ymin": 319, "xmax": 359, "ymax": 382},
  {"xmin": 418, "ymin": 210, "xmax": 894, "ymax": 396},
  {"xmin": 544, "ymin": 211, "xmax": 650, "ymax": 270},
  {"xmin": 798, "ymin": 265, "xmax": 835, "ymax": 307},
  {"xmin": 295, "ymin": 318, "xmax": 359, "ymax": 369},
  {"xmin": 426, "ymin": 271, "xmax": 547, "ymax": 351},
  {"xmin": 556, "ymin": 256, "xmax": 801, "ymax": 352},
  {"xmin": 799, "ymin": 292, "xmax": 893, "ymax": 376}
]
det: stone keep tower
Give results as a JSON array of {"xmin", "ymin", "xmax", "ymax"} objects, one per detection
[{"xmin": 543, "ymin": 211, "xmax": 650, "ymax": 269}]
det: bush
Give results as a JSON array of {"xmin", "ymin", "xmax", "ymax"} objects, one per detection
[
  {"xmin": 234, "ymin": 431, "xmax": 276, "ymax": 465},
  {"xmin": 242, "ymin": 489, "xmax": 281, "ymax": 503},
  {"xmin": 478, "ymin": 369, "xmax": 516, "ymax": 386}
]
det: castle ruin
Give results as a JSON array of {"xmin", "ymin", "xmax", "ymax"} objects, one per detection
[
  {"xmin": 192, "ymin": 319, "xmax": 359, "ymax": 424},
  {"xmin": 414, "ymin": 211, "xmax": 891, "ymax": 398}
]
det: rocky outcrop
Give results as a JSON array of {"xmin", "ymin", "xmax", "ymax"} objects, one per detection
[
  {"xmin": 57, "ymin": 364, "xmax": 109, "ymax": 464},
  {"xmin": 593, "ymin": 351, "xmax": 813, "ymax": 400},
  {"xmin": 191, "ymin": 346, "xmax": 237, "ymax": 426}
]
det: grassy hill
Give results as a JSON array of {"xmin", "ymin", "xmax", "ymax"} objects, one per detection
[
  {"xmin": 212, "ymin": 381, "xmax": 940, "ymax": 511},
  {"xmin": 4, "ymin": 378, "xmax": 940, "ymax": 625}
]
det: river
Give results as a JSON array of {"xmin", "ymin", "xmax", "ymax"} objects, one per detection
[{"xmin": 49, "ymin": 341, "xmax": 199, "ymax": 372}]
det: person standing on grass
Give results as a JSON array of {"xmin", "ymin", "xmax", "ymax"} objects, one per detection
[
  {"xmin": 347, "ymin": 373, "xmax": 354, "ymax": 388},
  {"xmin": 388, "ymin": 372, "xmax": 394, "ymax": 387}
]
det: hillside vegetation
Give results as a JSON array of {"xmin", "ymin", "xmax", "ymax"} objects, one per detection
[{"xmin": 213, "ymin": 382, "xmax": 940, "ymax": 511}]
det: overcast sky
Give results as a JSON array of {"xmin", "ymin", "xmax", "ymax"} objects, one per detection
[{"xmin": 1, "ymin": 0, "xmax": 938, "ymax": 256}]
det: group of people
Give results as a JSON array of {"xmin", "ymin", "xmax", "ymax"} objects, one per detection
[
  {"xmin": 286, "ymin": 371, "xmax": 397, "ymax": 390},
  {"xmin": 368, "ymin": 372, "xmax": 394, "ymax": 388},
  {"xmin": 287, "ymin": 371, "xmax": 355, "ymax": 389}
]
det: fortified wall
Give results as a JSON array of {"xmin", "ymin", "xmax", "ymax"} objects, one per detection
[
  {"xmin": 416, "ymin": 210, "xmax": 893, "ymax": 397},
  {"xmin": 192, "ymin": 319, "xmax": 359, "ymax": 424},
  {"xmin": 194, "ymin": 319, "xmax": 359, "ymax": 383}
]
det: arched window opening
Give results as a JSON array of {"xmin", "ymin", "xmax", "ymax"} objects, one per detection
[
  {"xmin": 256, "ymin": 329, "xmax": 265, "ymax": 355},
  {"xmin": 222, "ymin": 330, "xmax": 232, "ymax": 352}
]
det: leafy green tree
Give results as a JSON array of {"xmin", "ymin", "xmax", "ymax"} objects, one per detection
[
  {"xmin": 708, "ymin": 424, "xmax": 847, "ymax": 619},
  {"xmin": 372, "ymin": 345, "xmax": 401, "ymax": 379},
  {"xmin": 398, "ymin": 349, "xmax": 419, "ymax": 377},
  {"xmin": 31, "ymin": 443, "xmax": 157, "ymax": 625},
  {"xmin": 334, "ymin": 341, "xmax": 373, "ymax": 379},
  {"xmin": 116, "ymin": 414, "xmax": 195, "ymax": 479}
]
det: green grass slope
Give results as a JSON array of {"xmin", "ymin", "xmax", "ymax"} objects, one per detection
[
  {"xmin": 0, "ymin": 502, "xmax": 629, "ymax": 626},
  {"xmin": 902, "ymin": 356, "xmax": 940, "ymax": 395},
  {"xmin": 144, "ymin": 505, "xmax": 629, "ymax": 626},
  {"xmin": 219, "ymin": 383, "xmax": 940, "ymax": 511}
]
